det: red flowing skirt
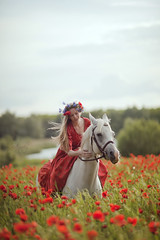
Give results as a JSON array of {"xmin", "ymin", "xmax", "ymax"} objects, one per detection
[{"xmin": 38, "ymin": 148, "xmax": 108, "ymax": 192}]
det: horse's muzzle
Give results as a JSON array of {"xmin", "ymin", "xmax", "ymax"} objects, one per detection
[{"xmin": 107, "ymin": 150, "xmax": 119, "ymax": 164}]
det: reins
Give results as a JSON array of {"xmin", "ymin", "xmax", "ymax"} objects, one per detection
[
  {"xmin": 79, "ymin": 126, "xmax": 114, "ymax": 163},
  {"xmin": 79, "ymin": 155, "xmax": 103, "ymax": 163}
]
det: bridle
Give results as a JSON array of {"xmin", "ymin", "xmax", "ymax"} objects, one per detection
[{"xmin": 79, "ymin": 126, "xmax": 114, "ymax": 162}]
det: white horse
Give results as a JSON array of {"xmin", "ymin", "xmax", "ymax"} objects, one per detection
[{"xmin": 62, "ymin": 113, "xmax": 120, "ymax": 198}]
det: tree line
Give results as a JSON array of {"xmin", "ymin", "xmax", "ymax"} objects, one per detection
[{"xmin": 0, "ymin": 107, "xmax": 160, "ymax": 157}]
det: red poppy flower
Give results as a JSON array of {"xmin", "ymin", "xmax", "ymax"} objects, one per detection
[
  {"xmin": 93, "ymin": 210, "xmax": 105, "ymax": 222},
  {"xmin": 87, "ymin": 229, "xmax": 98, "ymax": 240},
  {"xmin": 110, "ymin": 204, "xmax": 121, "ymax": 212},
  {"xmin": 78, "ymin": 102, "xmax": 83, "ymax": 108},
  {"xmin": 47, "ymin": 215, "xmax": 59, "ymax": 226},
  {"xmin": 64, "ymin": 111, "xmax": 71, "ymax": 116},
  {"xmin": 148, "ymin": 221, "xmax": 160, "ymax": 234},
  {"xmin": 15, "ymin": 208, "xmax": 26, "ymax": 215},
  {"xmin": 102, "ymin": 190, "xmax": 108, "ymax": 198},
  {"xmin": 72, "ymin": 199, "xmax": 76, "ymax": 204},
  {"xmin": 139, "ymin": 208, "xmax": 143, "ymax": 214},
  {"xmin": 61, "ymin": 195, "xmax": 68, "ymax": 200},
  {"xmin": 120, "ymin": 188, "xmax": 128, "ymax": 194},
  {"xmin": 20, "ymin": 214, "xmax": 28, "ymax": 222},
  {"xmin": 14, "ymin": 222, "xmax": 30, "ymax": 233},
  {"xmin": 127, "ymin": 217, "xmax": 137, "ymax": 226},
  {"xmin": 56, "ymin": 225, "xmax": 68, "ymax": 234},
  {"xmin": 0, "ymin": 228, "xmax": 11, "ymax": 240},
  {"xmin": 110, "ymin": 214, "xmax": 126, "ymax": 227},
  {"xmin": 73, "ymin": 223, "xmax": 83, "ymax": 233}
]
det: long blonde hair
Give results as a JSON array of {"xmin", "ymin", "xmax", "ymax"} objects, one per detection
[{"xmin": 48, "ymin": 116, "xmax": 70, "ymax": 152}]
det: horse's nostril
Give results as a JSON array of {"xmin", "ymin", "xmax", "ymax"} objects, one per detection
[{"xmin": 110, "ymin": 151, "xmax": 114, "ymax": 156}]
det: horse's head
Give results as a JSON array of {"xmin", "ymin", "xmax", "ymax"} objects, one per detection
[{"xmin": 88, "ymin": 113, "xmax": 120, "ymax": 164}]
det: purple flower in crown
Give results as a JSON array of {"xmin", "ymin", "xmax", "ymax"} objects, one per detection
[{"xmin": 59, "ymin": 101, "xmax": 84, "ymax": 116}]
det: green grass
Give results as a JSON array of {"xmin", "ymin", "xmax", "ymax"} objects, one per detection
[
  {"xmin": 14, "ymin": 137, "xmax": 56, "ymax": 155},
  {"xmin": 0, "ymin": 154, "xmax": 160, "ymax": 240}
]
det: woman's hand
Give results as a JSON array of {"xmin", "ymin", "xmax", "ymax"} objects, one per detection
[
  {"xmin": 80, "ymin": 149, "xmax": 92, "ymax": 158},
  {"xmin": 67, "ymin": 148, "xmax": 92, "ymax": 158}
]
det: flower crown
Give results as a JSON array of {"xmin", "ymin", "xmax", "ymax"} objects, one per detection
[{"xmin": 59, "ymin": 102, "xmax": 84, "ymax": 116}]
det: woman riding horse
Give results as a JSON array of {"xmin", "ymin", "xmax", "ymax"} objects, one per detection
[{"xmin": 38, "ymin": 101, "xmax": 108, "ymax": 194}]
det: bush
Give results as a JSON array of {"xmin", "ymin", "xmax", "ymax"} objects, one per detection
[
  {"xmin": 117, "ymin": 118, "xmax": 160, "ymax": 156},
  {"xmin": 0, "ymin": 136, "xmax": 16, "ymax": 167}
]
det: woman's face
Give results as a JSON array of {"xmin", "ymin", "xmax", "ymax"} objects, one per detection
[{"xmin": 69, "ymin": 108, "xmax": 81, "ymax": 123}]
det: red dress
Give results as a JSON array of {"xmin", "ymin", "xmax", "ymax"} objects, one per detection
[{"xmin": 38, "ymin": 117, "xmax": 108, "ymax": 192}]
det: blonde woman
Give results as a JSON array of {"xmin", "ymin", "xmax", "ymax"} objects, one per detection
[{"xmin": 38, "ymin": 102, "xmax": 108, "ymax": 193}]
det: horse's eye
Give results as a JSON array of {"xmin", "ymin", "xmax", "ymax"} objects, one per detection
[
  {"xmin": 97, "ymin": 133, "xmax": 102, "ymax": 137},
  {"xmin": 104, "ymin": 123, "xmax": 108, "ymax": 126}
]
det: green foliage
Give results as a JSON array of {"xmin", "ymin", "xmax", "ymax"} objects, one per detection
[
  {"xmin": 0, "ymin": 155, "xmax": 159, "ymax": 239},
  {"xmin": 0, "ymin": 107, "xmax": 160, "ymax": 139},
  {"xmin": 117, "ymin": 118, "xmax": 160, "ymax": 156},
  {"xmin": 0, "ymin": 136, "xmax": 16, "ymax": 167},
  {"xmin": 0, "ymin": 111, "xmax": 18, "ymax": 139}
]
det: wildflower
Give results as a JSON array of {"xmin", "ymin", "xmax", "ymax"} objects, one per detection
[
  {"xmin": 61, "ymin": 195, "xmax": 68, "ymax": 200},
  {"xmin": 64, "ymin": 111, "xmax": 71, "ymax": 116},
  {"xmin": 93, "ymin": 210, "xmax": 105, "ymax": 222},
  {"xmin": 95, "ymin": 201, "xmax": 100, "ymax": 206},
  {"xmin": 0, "ymin": 228, "xmax": 11, "ymax": 240},
  {"xmin": 157, "ymin": 210, "xmax": 160, "ymax": 216},
  {"xmin": 47, "ymin": 215, "xmax": 59, "ymax": 226},
  {"xmin": 14, "ymin": 221, "xmax": 37, "ymax": 233},
  {"xmin": 110, "ymin": 214, "xmax": 126, "ymax": 227},
  {"xmin": 39, "ymin": 197, "xmax": 53, "ymax": 204},
  {"xmin": 148, "ymin": 221, "xmax": 160, "ymax": 234},
  {"xmin": 72, "ymin": 199, "xmax": 76, "ymax": 204},
  {"xmin": 15, "ymin": 208, "xmax": 26, "ymax": 215},
  {"xmin": 120, "ymin": 188, "xmax": 128, "ymax": 194},
  {"xmin": 102, "ymin": 190, "xmax": 108, "ymax": 198},
  {"xmin": 110, "ymin": 204, "xmax": 121, "ymax": 212},
  {"xmin": 73, "ymin": 223, "xmax": 83, "ymax": 233},
  {"xmin": 122, "ymin": 194, "xmax": 128, "ymax": 199},
  {"xmin": 26, "ymin": 191, "xmax": 32, "ymax": 196},
  {"xmin": 20, "ymin": 214, "xmax": 28, "ymax": 222},
  {"xmin": 56, "ymin": 225, "xmax": 68, "ymax": 234},
  {"xmin": 127, "ymin": 217, "xmax": 137, "ymax": 226},
  {"xmin": 102, "ymin": 224, "xmax": 107, "ymax": 228},
  {"xmin": 139, "ymin": 208, "xmax": 143, "ymax": 214},
  {"xmin": 9, "ymin": 192, "xmax": 18, "ymax": 200},
  {"xmin": 87, "ymin": 229, "xmax": 98, "ymax": 240},
  {"xmin": 0, "ymin": 185, "xmax": 7, "ymax": 192},
  {"xmin": 57, "ymin": 204, "xmax": 64, "ymax": 208},
  {"xmin": 142, "ymin": 192, "xmax": 149, "ymax": 198},
  {"xmin": 34, "ymin": 234, "xmax": 42, "ymax": 240}
]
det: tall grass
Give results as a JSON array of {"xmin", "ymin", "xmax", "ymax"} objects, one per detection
[{"xmin": 0, "ymin": 154, "xmax": 160, "ymax": 240}]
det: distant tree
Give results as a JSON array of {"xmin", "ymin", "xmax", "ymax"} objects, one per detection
[
  {"xmin": 117, "ymin": 118, "xmax": 160, "ymax": 156},
  {"xmin": 24, "ymin": 115, "xmax": 44, "ymax": 138},
  {"xmin": 0, "ymin": 111, "xmax": 18, "ymax": 139},
  {"xmin": 0, "ymin": 135, "xmax": 16, "ymax": 167}
]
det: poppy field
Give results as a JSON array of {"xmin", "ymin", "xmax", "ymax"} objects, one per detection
[{"xmin": 0, "ymin": 154, "xmax": 160, "ymax": 240}]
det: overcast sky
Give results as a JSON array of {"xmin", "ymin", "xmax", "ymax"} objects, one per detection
[{"xmin": 0, "ymin": 0, "xmax": 160, "ymax": 116}]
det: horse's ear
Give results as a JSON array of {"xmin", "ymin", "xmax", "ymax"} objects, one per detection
[
  {"xmin": 102, "ymin": 113, "xmax": 110, "ymax": 122},
  {"xmin": 89, "ymin": 113, "xmax": 97, "ymax": 126}
]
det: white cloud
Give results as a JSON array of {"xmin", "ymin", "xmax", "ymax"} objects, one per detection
[{"xmin": 0, "ymin": 0, "xmax": 160, "ymax": 116}]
